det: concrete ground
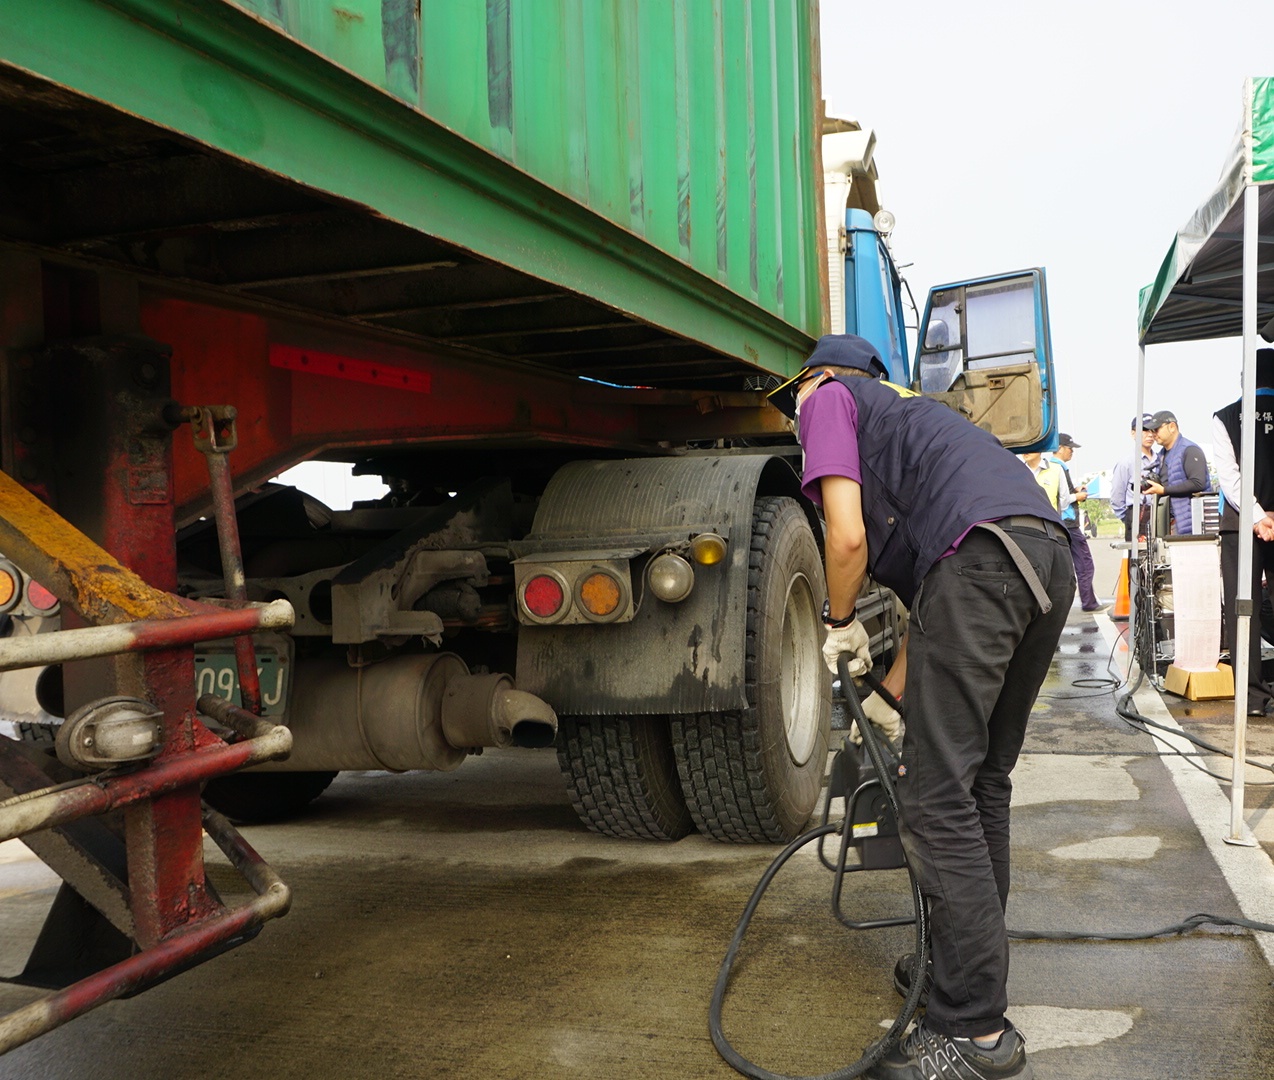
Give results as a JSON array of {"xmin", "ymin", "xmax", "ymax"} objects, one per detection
[{"xmin": 1, "ymin": 534, "xmax": 1273, "ymax": 1079}]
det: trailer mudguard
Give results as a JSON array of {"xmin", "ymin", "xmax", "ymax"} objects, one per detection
[{"xmin": 513, "ymin": 453, "xmax": 815, "ymax": 715}]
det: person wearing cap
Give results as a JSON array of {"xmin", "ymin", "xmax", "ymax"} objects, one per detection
[
  {"xmin": 1213, "ymin": 348, "xmax": 1274, "ymax": 716},
  {"xmin": 1142, "ymin": 410, "xmax": 1211, "ymax": 534},
  {"xmin": 1050, "ymin": 435, "xmax": 1103, "ymax": 612},
  {"xmin": 777, "ymin": 333, "xmax": 1073, "ymax": 1080},
  {"xmin": 1110, "ymin": 416, "xmax": 1162, "ymax": 541}
]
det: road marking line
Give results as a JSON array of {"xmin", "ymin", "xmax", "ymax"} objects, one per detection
[{"xmin": 1095, "ymin": 614, "xmax": 1274, "ymax": 967}]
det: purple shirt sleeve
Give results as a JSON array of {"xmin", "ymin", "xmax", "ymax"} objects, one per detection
[{"xmin": 798, "ymin": 381, "xmax": 860, "ymax": 505}]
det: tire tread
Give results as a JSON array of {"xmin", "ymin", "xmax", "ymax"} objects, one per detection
[
  {"xmin": 673, "ymin": 496, "xmax": 829, "ymax": 843},
  {"xmin": 556, "ymin": 716, "xmax": 692, "ymax": 841}
]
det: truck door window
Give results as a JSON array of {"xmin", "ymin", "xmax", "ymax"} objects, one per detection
[
  {"xmin": 918, "ymin": 291, "xmax": 963, "ymax": 393},
  {"xmin": 965, "ymin": 277, "xmax": 1036, "ymax": 371}
]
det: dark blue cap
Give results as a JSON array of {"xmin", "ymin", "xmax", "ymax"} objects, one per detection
[{"xmin": 802, "ymin": 334, "xmax": 888, "ymax": 378}]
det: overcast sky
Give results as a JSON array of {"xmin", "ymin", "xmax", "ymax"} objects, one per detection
[{"xmin": 819, "ymin": 1, "xmax": 1274, "ymax": 479}]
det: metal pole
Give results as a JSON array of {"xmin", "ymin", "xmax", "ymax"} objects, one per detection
[
  {"xmin": 1228, "ymin": 180, "xmax": 1261, "ymax": 846},
  {"xmin": 203, "ymin": 448, "xmax": 263, "ymax": 716},
  {"xmin": 0, "ymin": 600, "xmax": 293, "ymax": 673},
  {"xmin": 1131, "ymin": 342, "xmax": 1147, "ymax": 673}
]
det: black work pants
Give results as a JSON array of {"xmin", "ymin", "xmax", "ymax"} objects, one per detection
[
  {"xmin": 1220, "ymin": 530, "xmax": 1274, "ymax": 712},
  {"xmin": 897, "ymin": 524, "xmax": 1074, "ymax": 1038}
]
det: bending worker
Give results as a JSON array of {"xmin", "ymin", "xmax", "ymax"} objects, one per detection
[{"xmin": 774, "ymin": 333, "xmax": 1073, "ymax": 1080}]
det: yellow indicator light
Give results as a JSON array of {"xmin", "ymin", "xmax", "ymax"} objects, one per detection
[
  {"xmin": 0, "ymin": 570, "xmax": 14, "ymax": 609},
  {"xmin": 690, "ymin": 533, "xmax": 727, "ymax": 566},
  {"xmin": 578, "ymin": 571, "xmax": 621, "ymax": 617}
]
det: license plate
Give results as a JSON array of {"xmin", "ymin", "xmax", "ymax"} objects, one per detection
[{"xmin": 193, "ymin": 648, "xmax": 288, "ymax": 716}]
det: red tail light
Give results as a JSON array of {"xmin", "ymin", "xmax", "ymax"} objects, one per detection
[
  {"xmin": 26, "ymin": 580, "xmax": 59, "ymax": 612},
  {"xmin": 523, "ymin": 575, "xmax": 565, "ymax": 618}
]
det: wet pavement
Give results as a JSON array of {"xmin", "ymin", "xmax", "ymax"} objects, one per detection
[{"xmin": 1, "ymin": 547, "xmax": 1273, "ymax": 1078}]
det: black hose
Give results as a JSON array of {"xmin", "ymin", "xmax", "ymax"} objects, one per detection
[
  {"xmin": 708, "ymin": 659, "xmax": 929, "ymax": 1080},
  {"xmin": 710, "ymin": 640, "xmax": 1274, "ymax": 1077}
]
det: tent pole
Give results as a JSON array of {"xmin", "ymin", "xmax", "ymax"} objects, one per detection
[
  {"xmin": 1227, "ymin": 180, "xmax": 1260, "ymax": 847},
  {"xmin": 1132, "ymin": 343, "xmax": 1146, "ymax": 676}
]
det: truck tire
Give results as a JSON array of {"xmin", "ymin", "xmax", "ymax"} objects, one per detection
[
  {"xmin": 202, "ymin": 770, "xmax": 338, "ymax": 824},
  {"xmin": 556, "ymin": 715, "xmax": 693, "ymax": 840},
  {"xmin": 672, "ymin": 496, "xmax": 830, "ymax": 842},
  {"xmin": 15, "ymin": 721, "xmax": 58, "ymax": 748}
]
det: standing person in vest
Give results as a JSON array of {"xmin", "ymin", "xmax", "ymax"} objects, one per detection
[
  {"xmin": 1212, "ymin": 348, "xmax": 1274, "ymax": 717},
  {"xmin": 1020, "ymin": 453, "xmax": 1062, "ymax": 510},
  {"xmin": 1050, "ymin": 435, "xmax": 1103, "ymax": 612},
  {"xmin": 774, "ymin": 334, "xmax": 1073, "ymax": 1080},
  {"xmin": 1143, "ymin": 411, "xmax": 1211, "ymax": 534}
]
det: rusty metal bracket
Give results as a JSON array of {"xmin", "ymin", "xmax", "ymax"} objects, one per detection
[
  {"xmin": 0, "ymin": 799, "xmax": 291, "ymax": 1055},
  {"xmin": 168, "ymin": 405, "xmax": 239, "ymax": 456},
  {"xmin": 0, "ymin": 461, "xmax": 295, "ymax": 1055}
]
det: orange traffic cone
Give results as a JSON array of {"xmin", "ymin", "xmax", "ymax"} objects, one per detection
[{"xmin": 1112, "ymin": 554, "xmax": 1130, "ymax": 620}]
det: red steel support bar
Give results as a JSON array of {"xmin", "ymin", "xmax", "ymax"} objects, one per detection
[
  {"xmin": 0, "ymin": 714, "xmax": 292, "ymax": 843},
  {"xmin": 0, "ymin": 806, "xmax": 290, "ymax": 1056},
  {"xmin": 187, "ymin": 407, "xmax": 263, "ymax": 715},
  {"xmin": 206, "ymin": 453, "xmax": 263, "ymax": 715},
  {"xmin": 0, "ymin": 599, "xmax": 293, "ymax": 674}
]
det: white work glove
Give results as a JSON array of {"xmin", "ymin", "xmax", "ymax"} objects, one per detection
[
  {"xmin": 822, "ymin": 618, "xmax": 872, "ymax": 677},
  {"xmin": 849, "ymin": 691, "xmax": 903, "ymax": 747}
]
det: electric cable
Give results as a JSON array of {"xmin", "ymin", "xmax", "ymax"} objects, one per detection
[
  {"xmin": 1115, "ymin": 683, "xmax": 1274, "ymax": 785},
  {"xmin": 1099, "ymin": 549, "xmax": 1274, "ymax": 782},
  {"xmin": 712, "ymin": 623, "xmax": 1274, "ymax": 1079},
  {"xmin": 1009, "ymin": 911, "xmax": 1274, "ymax": 941},
  {"xmin": 1039, "ymin": 621, "xmax": 1130, "ymax": 699},
  {"xmin": 709, "ymin": 664, "xmax": 928, "ymax": 1080}
]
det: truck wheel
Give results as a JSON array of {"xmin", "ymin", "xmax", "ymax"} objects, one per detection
[
  {"xmin": 556, "ymin": 716, "xmax": 693, "ymax": 840},
  {"xmin": 202, "ymin": 771, "xmax": 338, "ymax": 824},
  {"xmin": 15, "ymin": 721, "xmax": 58, "ymax": 748},
  {"xmin": 672, "ymin": 496, "xmax": 830, "ymax": 842}
]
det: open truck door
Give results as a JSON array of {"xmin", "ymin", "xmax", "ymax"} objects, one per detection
[{"xmin": 914, "ymin": 269, "xmax": 1057, "ymax": 451}]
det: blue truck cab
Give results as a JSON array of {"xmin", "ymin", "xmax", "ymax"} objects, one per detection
[{"xmin": 839, "ymin": 208, "xmax": 1059, "ymax": 453}]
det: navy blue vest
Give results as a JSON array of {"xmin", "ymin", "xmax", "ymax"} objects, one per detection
[
  {"xmin": 1161, "ymin": 434, "xmax": 1211, "ymax": 533},
  {"xmin": 1215, "ymin": 394, "xmax": 1274, "ymax": 531},
  {"xmin": 814, "ymin": 376, "xmax": 1059, "ymax": 607}
]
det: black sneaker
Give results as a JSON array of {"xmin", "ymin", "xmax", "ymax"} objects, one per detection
[
  {"xmin": 866, "ymin": 1018, "xmax": 1032, "ymax": 1079},
  {"xmin": 892, "ymin": 953, "xmax": 933, "ymax": 1008}
]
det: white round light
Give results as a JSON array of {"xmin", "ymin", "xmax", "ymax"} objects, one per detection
[
  {"xmin": 873, "ymin": 208, "xmax": 896, "ymax": 236},
  {"xmin": 648, "ymin": 553, "xmax": 695, "ymax": 603}
]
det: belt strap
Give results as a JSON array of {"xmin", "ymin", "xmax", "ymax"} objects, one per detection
[{"xmin": 974, "ymin": 521, "xmax": 1053, "ymax": 614}]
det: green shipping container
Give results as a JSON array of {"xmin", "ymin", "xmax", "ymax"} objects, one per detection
[{"xmin": 0, "ymin": 0, "xmax": 824, "ymax": 385}]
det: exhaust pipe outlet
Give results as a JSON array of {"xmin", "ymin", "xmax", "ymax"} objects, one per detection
[{"xmin": 442, "ymin": 673, "xmax": 558, "ymax": 750}]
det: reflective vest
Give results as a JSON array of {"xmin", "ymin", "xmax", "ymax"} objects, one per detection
[{"xmin": 1034, "ymin": 461, "xmax": 1063, "ymax": 512}]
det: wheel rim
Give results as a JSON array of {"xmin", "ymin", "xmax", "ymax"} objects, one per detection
[{"xmin": 779, "ymin": 571, "xmax": 822, "ymax": 766}]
